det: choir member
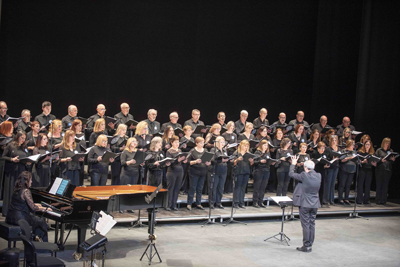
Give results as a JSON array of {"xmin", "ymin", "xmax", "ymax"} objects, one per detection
[
  {"xmin": 357, "ymin": 140, "xmax": 376, "ymax": 205},
  {"xmin": 222, "ymin": 121, "xmax": 237, "ymax": 194},
  {"xmin": 6, "ymin": 172, "xmax": 50, "ymax": 242},
  {"xmin": 0, "ymin": 121, "xmax": 13, "ymax": 198},
  {"xmin": 110, "ymin": 124, "xmax": 128, "ymax": 185},
  {"xmin": 324, "ymin": 135, "xmax": 340, "ymax": 206},
  {"xmin": 295, "ymin": 143, "xmax": 310, "ymax": 174},
  {"xmin": 336, "ymin": 117, "xmax": 355, "ymax": 137},
  {"xmin": 338, "ymin": 140, "xmax": 357, "ymax": 205},
  {"xmin": 2, "ymin": 131, "xmax": 31, "ymax": 216},
  {"xmin": 61, "ymin": 105, "xmax": 78, "ymax": 131},
  {"xmin": 180, "ymin": 125, "xmax": 194, "ymax": 152},
  {"xmin": 166, "ymin": 135, "xmax": 186, "ymax": 211},
  {"xmin": 252, "ymin": 140, "xmax": 274, "ymax": 208},
  {"xmin": 134, "ymin": 121, "xmax": 152, "ymax": 152},
  {"xmin": 59, "ymin": 130, "xmax": 84, "ymax": 186},
  {"xmin": 311, "ymin": 142, "xmax": 330, "ymax": 203},
  {"xmin": 360, "ymin": 134, "xmax": 371, "ymax": 145},
  {"xmin": 34, "ymin": 101, "xmax": 56, "ymax": 130},
  {"xmin": 252, "ymin": 108, "xmax": 269, "ymax": 129},
  {"xmin": 339, "ymin": 127, "xmax": 352, "ymax": 147},
  {"xmin": 120, "ymin": 137, "xmax": 143, "ymax": 185},
  {"xmin": 70, "ymin": 119, "xmax": 86, "ymax": 185},
  {"xmin": 217, "ymin": 112, "xmax": 226, "ymax": 127},
  {"xmin": 187, "ymin": 137, "xmax": 210, "ymax": 210},
  {"xmin": 374, "ymin": 138, "xmax": 396, "ymax": 205},
  {"xmin": 87, "ymin": 104, "xmax": 113, "ymax": 132},
  {"xmin": 114, "ymin": 103, "xmax": 136, "ymax": 137},
  {"xmin": 89, "ymin": 118, "xmax": 107, "ymax": 147},
  {"xmin": 238, "ymin": 122, "xmax": 255, "ymax": 142},
  {"xmin": 275, "ymin": 138, "xmax": 293, "ymax": 196},
  {"xmin": 144, "ymin": 109, "xmax": 160, "ymax": 135},
  {"xmin": 88, "ymin": 135, "xmax": 114, "ymax": 186},
  {"xmin": 147, "ymin": 137, "xmax": 170, "ymax": 186},
  {"xmin": 272, "ymin": 113, "xmax": 288, "ymax": 135},
  {"xmin": 311, "ymin": 115, "xmax": 331, "ymax": 137},
  {"xmin": 160, "ymin": 112, "xmax": 182, "ymax": 132},
  {"xmin": 0, "ymin": 101, "xmax": 9, "ymax": 124},
  {"xmin": 204, "ymin": 123, "xmax": 221, "ymax": 150},
  {"xmin": 307, "ymin": 129, "xmax": 321, "ymax": 154},
  {"xmin": 267, "ymin": 128, "xmax": 284, "ymax": 193},
  {"xmin": 322, "ymin": 129, "xmax": 336, "ymax": 146},
  {"xmin": 17, "ymin": 109, "xmax": 31, "ymax": 133},
  {"xmin": 184, "ymin": 109, "xmax": 205, "ymax": 139},
  {"xmin": 32, "ymin": 133, "xmax": 53, "ymax": 187},
  {"xmin": 209, "ymin": 136, "xmax": 229, "ymax": 209},
  {"xmin": 234, "ymin": 110, "xmax": 248, "ymax": 135},
  {"xmin": 232, "ymin": 140, "xmax": 254, "ymax": 208},
  {"xmin": 288, "ymin": 111, "xmax": 310, "ymax": 128},
  {"xmin": 161, "ymin": 126, "xmax": 174, "ymax": 152},
  {"xmin": 255, "ymin": 126, "xmax": 271, "ymax": 141},
  {"xmin": 288, "ymin": 124, "xmax": 307, "ymax": 154},
  {"xmin": 26, "ymin": 121, "xmax": 40, "ymax": 150},
  {"xmin": 47, "ymin": 119, "xmax": 63, "ymax": 150},
  {"xmin": 0, "ymin": 121, "xmax": 14, "ymax": 141},
  {"xmin": 271, "ymin": 128, "xmax": 284, "ymax": 153}
]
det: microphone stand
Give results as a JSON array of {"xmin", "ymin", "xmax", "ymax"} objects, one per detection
[
  {"xmin": 346, "ymin": 155, "xmax": 368, "ymax": 220},
  {"xmin": 201, "ymin": 153, "xmax": 217, "ymax": 227},
  {"xmin": 48, "ymin": 120, "xmax": 54, "ymax": 185}
]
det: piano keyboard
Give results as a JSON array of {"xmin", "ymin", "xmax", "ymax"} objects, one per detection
[{"xmin": 46, "ymin": 210, "xmax": 62, "ymax": 217}]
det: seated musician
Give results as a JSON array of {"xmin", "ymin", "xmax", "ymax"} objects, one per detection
[{"xmin": 6, "ymin": 171, "xmax": 51, "ymax": 242}]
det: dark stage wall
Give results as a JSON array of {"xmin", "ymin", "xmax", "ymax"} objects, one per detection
[{"xmin": 1, "ymin": 0, "xmax": 399, "ymax": 197}]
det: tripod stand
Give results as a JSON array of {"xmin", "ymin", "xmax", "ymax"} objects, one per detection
[
  {"xmin": 201, "ymin": 163, "xmax": 217, "ymax": 227},
  {"xmin": 223, "ymin": 168, "xmax": 247, "ymax": 226},
  {"xmin": 265, "ymin": 198, "xmax": 292, "ymax": 246},
  {"xmin": 140, "ymin": 185, "xmax": 162, "ymax": 265},
  {"xmin": 346, "ymin": 156, "xmax": 368, "ymax": 220}
]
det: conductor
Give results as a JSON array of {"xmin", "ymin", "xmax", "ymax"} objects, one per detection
[{"xmin": 289, "ymin": 155, "xmax": 321, "ymax": 253}]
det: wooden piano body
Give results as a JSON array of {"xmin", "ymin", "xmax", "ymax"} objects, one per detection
[{"xmin": 31, "ymin": 185, "xmax": 167, "ymax": 256}]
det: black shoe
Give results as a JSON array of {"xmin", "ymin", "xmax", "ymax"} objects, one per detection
[
  {"xmin": 187, "ymin": 205, "xmax": 192, "ymax": 211},
  {"xmin": 356, "ymin": 202, "xmax": 363, "ymax": 206},
  {"xmin": 119, "ymin": 210, "xmax": 124, "ymax": 214},
  {"xmin": 172, "ymin": 207, "xmax": 178, "ymax": 211},
  {"xmin": 238, "ymin": 205, "xmax": 246, "ymax": 209},
  {"xmin": 216, "ymin": 204, "xmax": 224, "ymax": 209},
  {"xmin": 364, "ymin": 203, "xmax": 372, "ymax": 207},
  {"xmin": 330, "ymin": 202, "xmax": 335, "ymax": 206},
  {"xmin": 127, "ymin": 210, "xmax": 135, "ymax": 213},
  {"xmin": 253, "ymin": 204, "xmax": 260, "ymax": 208},
  {"xmin": 339, "ymin": 201, "xmax": 345, "ymax": 205},
  {"xmin": 165, "ymin": 207, "xmax": 171, "ymax": 211},
  {"xmin": 383, "ymin": 203, "xmax": 391, "ymax": 207},
  {"xmin": 234, "ymin": 204, "xmax": 239, "ymax": 209},
  {"xmin": 259, "ymin": 203, "xmax": 266, "ymax": 208},
  {"xmin": 296, "ymin": 246, "xmax": 312, "ymax": 253},
  {"xmin": 196, "ymin": 205, "xmax": 205, "ymax": 210},
  {"xmin": 210, "ymin": 205, "xmax": 215, "ymax": 209},
  {"xmin": 344, "ymin": 201, "xmax": 351, "ymax": 206}
]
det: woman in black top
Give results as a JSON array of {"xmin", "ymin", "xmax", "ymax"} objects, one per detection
[
  {"xmin": 252, "ymin": 140, "xmax": 275, "ymax": 208},
  {"xmin": 255, "ymin": 126, "xmax": 271, "ymax": 142},
  {"xmin": 161, "ymin": 126, "xmax": 174, "ymax": 152},
  {"xmin": 88, "ymin": 134, "xmax": 115, "ymax": 186},
  {"xmin": 0, "ymin": 121, "xmax": 14, "ymax": 155},
  {"xmin": 89, "ymin": 119, "xmax": 108, "ymax": 147},
  {"xmin": 222, "ymin": 121, "xmax": 237, "ymax": 194},
  {"xmin": 374, "ymin": 138, "xmax": 396, "ymax": 205},
  {"xmin": 179, "ymin": 126, "xmax": 194, "ymax": 194},
  {"xmin": 311, "ymin": 141, "xmax": 330, "ymax": 203},
  {"xmin": 209, "ymin": 136, "xmax": 229, "ymax": 209},
  {"xmin": 338, "ymin": 140, "xmax": 357, "ymax": 205},
  {"xmin": 289, "ymin": 124, "xmax": 307, "ymax": 155},
  {"xmin": 59, "ymin": 130, "xmax": 85, "ymax": 186},
  {"xmin": 187, "ymin": 137, "xmax": 210, "ymax": 210},
  {"xmin": 147, "ymin": 137, "xmax": 170, "ymax": 186},
  {"xmin": 26, "ymin": 121, "xmax": 40, "ymax": 151},
  {"xmin": 166, "ymin": 136, "xmax": 187, "ymax": 210},
  {"xmin": 47, "ymin": 119, "xmax": 63, "ymax": 151},
  {"xmin": 2, "ymin": 131, "xmax": 31, "ymax": 216},
  {"xmin": 238, "ymin": 122, "xmax": 255, "ymax": 142},
  {"xmin": 6, "ymin": 172, "xmax": 51, "ymax": 242},
  {"xmin": 71, "ymin": 119, "xmax": 86, "ymax": 185},
  {"xmin": 322, "ymin": 129, "xmax": 336, "ymax": 147},
  {"xmin": 32, "ymin": 133, "xmax": 56, "ymax": 187},
  {"xmin": 357, "ymin": 140, "xmax": 376, "ymax": 205},
  {"xmin": 307, "ymin": 129, "xmax": 321, "ymax": 154},
  {"xmin": 110, "ymin": 124, "xmax": 128, "ymax": 185},
  {"xmin": 324, "ymin": 135, "xmax": 340, "ymax": 206},
  {"xmin": 134, "ymin": 121, "xmax": 152, "ymax": 152},
  {"xmin": 204, "ymin": 124, "xmax": 221, "ymax": 150},
  {"xmin": 120, "ymin": 137, "xmax": 143, "ymax": 185},
  {"xmin": 267, "ymin": 128, "xmax": 284, "ymax": 193},
  {"xmin": 295, "ymin": 143, "xmax": 310, "ymax": 174},
  {"xmin": 232, "ymin": 140, "xmax": 254, "ymax": 208},
  {"xmin": 275, "ymin": 138, "xmax": 293, "ymax": 196},
  {"xmin": 339, "ymin": 127, "xmax": 352, "ymax": 147}
]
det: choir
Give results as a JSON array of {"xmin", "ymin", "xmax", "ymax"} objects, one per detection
[{"xmin": 0, "ymin": 101, "xmax": 398, "ymax": 217}]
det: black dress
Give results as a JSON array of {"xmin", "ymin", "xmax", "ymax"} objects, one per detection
[
  {"xmin": 32, "ymin": 146, "xmax": 52, "ymax": 187},
  {"xmin": 120, "ymin": 150, "xmax": 140, "ymax": 185}
]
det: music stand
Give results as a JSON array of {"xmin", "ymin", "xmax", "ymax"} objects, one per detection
[
  {"xmin": 223, "ymin": 168, "xmax": 247, "ymax": 226},
  {"xmin": 140, "ymin": 184, "xmax": 162, "ymax": 265},
  {"xmin": 264, "ymin": 196, "xmax": 293, "ymax": 246},
  {"xmin": 346, "ymin": 155, "xmax": 368, "ymax": 220},
  {"xmin": 201, "ymin": 155, "xmax": 217, "ymax": 227}
]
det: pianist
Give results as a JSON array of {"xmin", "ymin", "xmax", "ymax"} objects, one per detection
[{"xmin": 6, "ymin": 171, "xmax": 51, "ymax": 242}]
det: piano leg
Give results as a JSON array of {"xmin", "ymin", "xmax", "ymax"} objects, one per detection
[{"xmin": 77, "ymin": 224, "xmax": 88, "ymax": 253}]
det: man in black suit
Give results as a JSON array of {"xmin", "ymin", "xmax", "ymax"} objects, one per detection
[{"xmin": 289, "ymin": 155, "xmax": 321, "ymax": 253}]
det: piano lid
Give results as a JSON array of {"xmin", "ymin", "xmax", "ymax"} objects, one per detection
[{"xmin": 72, "ymin": 185, "xmax": 167, "ymax": 200}]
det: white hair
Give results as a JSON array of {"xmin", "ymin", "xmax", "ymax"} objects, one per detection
[
  {"xmin": 240, "ymin": 110, "xmax": 248, "ymax": 116},
  {"xmin": 148, "ymin": 109, "xmax": 157, "ymax": 115},
  {"xmin": 304, "ymin": 160, "xmax": 315, "ymax": 170}
]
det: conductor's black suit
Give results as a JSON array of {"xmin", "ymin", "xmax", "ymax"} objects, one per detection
[{"xmin": 289, "ymin": 164, "xmax": 321, "ymax": 250}]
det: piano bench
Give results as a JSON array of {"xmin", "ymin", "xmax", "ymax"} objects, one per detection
[{"xmin": 0, "ymin": 222, "xmax": 21, "ymax": 248}]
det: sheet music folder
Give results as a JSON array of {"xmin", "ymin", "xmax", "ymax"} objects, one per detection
[{"xmin": 270, "ymin": 196, "xmax": 293, "ymax": 207}]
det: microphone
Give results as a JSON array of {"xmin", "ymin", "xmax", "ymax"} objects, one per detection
[{"xmin": 49, "ymin": 120, "xmax": 53, "ymax": 124}]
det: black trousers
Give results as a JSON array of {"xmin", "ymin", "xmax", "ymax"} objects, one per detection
[
  {"xmin": 224, "ymin": 162, "xmax": 233, "ymax": 193},
  {"xmin": 276, "ymin": 171, "xmax": 290, "ymax": 196},
  {"xmin": 338, "ymin": 171, "xmax": 354, "ymax": 201},
  {"xmin": 253, "ymin": 169, "xmax": 270, "ymax": 205},
  {"xmin": 148, "ymin": 170, "xmax": 163, "ymax": 187},
  {"xmin": 167, "ymin": 168, "xmax": 183, "ymax": 208},
  {"xmin": 357, "ymin": 168, "xmax": 372, "ymax": 204},
  {"xmin": 375, "ymin": 169, "xmax": 392, "ymax": 204},
  {"xmin": 299, "ymin": 206, "xmax": 318, "ymax": 248}
]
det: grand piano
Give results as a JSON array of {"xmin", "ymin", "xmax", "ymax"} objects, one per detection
[{"xmin": 31, "ymin": 184, "xmax": 167, "ymax": 259}]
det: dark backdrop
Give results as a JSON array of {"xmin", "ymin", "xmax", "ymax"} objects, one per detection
[{"xmin": 1, "ymin": 0, "xmax": 399, "ymax": 198}]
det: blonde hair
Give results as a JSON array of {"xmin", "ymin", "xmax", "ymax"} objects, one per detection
[
  {"xmin": 342, "ymin": 127, "xmax": 352, "ymax": 140},
  {"xmin": 226, "ymin": 121, "xmax": 235, "ymax": 130},
  {"xmin": 195, "ymin": 137, "xmax": 204, "ymax": 144},
  {"xmin": 299, "ymin": 142, "xmax": 307, "ymax": 150},
  {"xmin": 62, "ymin": 130, "xmax": 76, "ymax": 150},
  {"xmin": 49, "ymin": 119, "xmax": 62, "ymax": 133},
  {"xmin": 208, "ymin": 123, "xmax": 221, "ymax": 134},
  {"xmin": 329, "ymin": 135, "xmax": 338, "ymax": 147},
  {"xmin": 183, "ymin": 125, "xmax": 193, "ymax": 133},
  {"xmin": 95, "ymin": 134, "xmax": 108, "ymax": 147},
  {"xmin": 114, "ymin": 124, "xmax": 127, "ymax": 137},
  {"xmin": 257, "ymin": 139, "xmax": 270, "ymax": 152},
  {"xmin": 245, "ymin": 122, "xmax": 253, "ymax": 130},
  {"xmin": 135, "ymin": 121, "xmax": 148, "ymax": 135},
  {"xmin": 381, "ymin": 138, "xmax": 391, "ymax": 150},
  {"xmin": 125, "ymin": 137, "xmax": 137, "ymax": 153},
  {"xmin": 214, "ymin": 136, "xmax": 225, "ymax": 149},
  {"xmin": 238, "ymin": 140, "xmax": 250, "ymax": 154},
  {"xmin": 150, "ymin": 136, "xmax": 162, "ymax": 151},
  {"xmin": 93, "ymin": 119, "xmax": 106, "ymax": 133}
]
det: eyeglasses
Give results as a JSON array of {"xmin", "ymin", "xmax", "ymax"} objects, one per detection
[
  {"xmin": 193, "ymin": 114, "xmax": 200, "ymax": 116},
  {"xmin": 1, "ymin": 108, "xmax": 8, "ymax": 111},
  {"xmin": 99, "ymin": 109, "xmax": 106, "ymax": 111},
  {"xmin": 122, "ymin": 107, "xmax": 130, "ymax": 110}
]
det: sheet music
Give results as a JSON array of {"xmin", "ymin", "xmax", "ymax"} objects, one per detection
[
  {"xmin": 271, "ymin": 196, "xmax": 293, "ymax": 203},
  {"xmin": 49, "ymin": 177, "xmax": 63, "ymax": 195},
  {"xmin": 96, "ymin": 211, "xmax": 117, "ymax": 236}
]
